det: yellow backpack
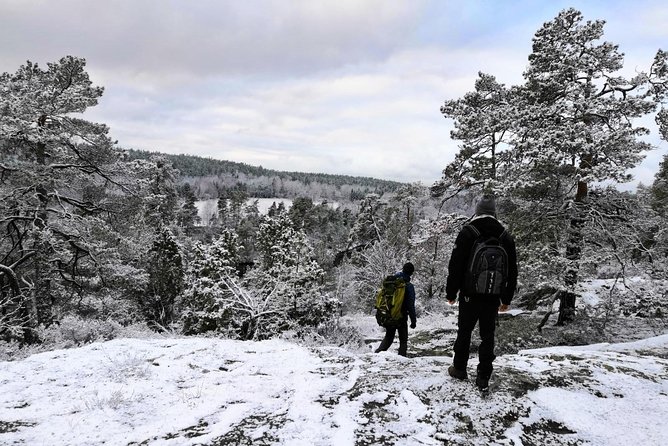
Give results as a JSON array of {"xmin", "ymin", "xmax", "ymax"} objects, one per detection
[{"xmin": 374, "ymin": 275, "xmax": 406, "ymax": 328}]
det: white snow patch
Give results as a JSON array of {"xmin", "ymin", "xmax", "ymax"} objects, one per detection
[{"xmin": 2, "ymin": 323, "xmax": 668, "ymax": 445}]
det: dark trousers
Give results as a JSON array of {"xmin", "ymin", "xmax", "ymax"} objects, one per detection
[
  {"xmin": 453, "ymin": 298, "xmax": 498, "ymax": 377},
  {"xmin": 375, "ymin": 320, "xmax": 408, "ymax": 356}
]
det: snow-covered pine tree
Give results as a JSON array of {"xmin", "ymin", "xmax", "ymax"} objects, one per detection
[
  {"xmin": 180, "ymin": 229, "xmax": 240, "ymax": 335},
  {"xmin": 650, "ymin": 154, "xmax": 668, "ymax": 217},
  {"xmin": 658, "ymin": 107, "xmax": 668, "ymax": 141},
  {"xmin": 0, "ymin": 56, "xmax": 151, "ymax": 341},
  {"xmin": 143, "ymin": 225, "xmax": 184, "ymax": 328},
  {"xmin": 434, "ymin": 72, "xmax": 515, "ymax": 197},
  {"xmin": 643, "ymin": 154, "xmax": 668, "ymax": 289},
  {"xmin": 516, "ymin": 8, "xmax": 667, "ymax": 323},
  {"xmin": 345, "ymin": 193, "xmax": 384, "ymax": 253},
  {"xmin": 436, "ymin": 9, "xmax": 668, "ymax": 324},
  {"xmin": 249, "ymin": 212, "xmax": 338, "ymax": 337},
  {"xmin": 389, "ymin": 183, "xmax": 427, "ymax": 247},
  {"xmin": 217, "ymin": 186, "xmax": 249, "ymax": 230},
  {"xmin": 287, "ymin": 197, "xmax": 351, "ymax": 274},
  {"xmin": 143, "ymin": 156, "xmax": 179, "ymax": 227},
  {"xmin": 176, "ymin": 182, "xmax": 200, "ymax": 233}
]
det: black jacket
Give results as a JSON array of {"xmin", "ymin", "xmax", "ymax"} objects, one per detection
[{"xmin": 446, "ymin": 216, "xmax": 518, "ymax": 305}]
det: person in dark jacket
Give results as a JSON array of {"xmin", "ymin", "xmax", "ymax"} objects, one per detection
[
  {"xmin": 446, "ymin": 195, "xmax": 518, "ymax": 389},
  {"xmin": 375, "ymin": 262, "xmax": 417, "ymax": 357}
]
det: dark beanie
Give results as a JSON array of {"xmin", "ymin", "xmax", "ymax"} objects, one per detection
[
  {"xmin": 402, "ymin": 262, "xmax": 415, "ymax": 276},
  {"xmin": 475, "ymin": 195, "xmax": 497, "ymax": 216}
]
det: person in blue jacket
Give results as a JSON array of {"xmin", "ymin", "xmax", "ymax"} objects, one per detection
[{"xmin": 374, "ymin": 262, "xmax": 417, "ymax": 357}]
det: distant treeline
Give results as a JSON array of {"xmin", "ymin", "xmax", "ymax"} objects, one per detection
[{"xmin": 125, "ymin": 149, "xmax": 405, "ymax": 200}]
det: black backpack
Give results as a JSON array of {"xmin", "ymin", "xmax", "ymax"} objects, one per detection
[{"xmin": 462, "ymin": 225, "xmax": 509, "ymax": 298}]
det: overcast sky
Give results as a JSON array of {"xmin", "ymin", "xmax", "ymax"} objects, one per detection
[{"xmin": 1, "ymin": 0, "xmax": 667, "ymax": 187}]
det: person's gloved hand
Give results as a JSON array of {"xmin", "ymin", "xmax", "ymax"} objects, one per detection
[{"xmin": 410, "ymin": 322, "xmax": 416, "ymax": 329}]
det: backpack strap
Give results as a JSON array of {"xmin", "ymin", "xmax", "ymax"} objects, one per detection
[
  {"xmin": 464, "ymin": 224, "xmax": 480, "ymax": 238},
  {"xmin": 466, "ymin": 224, "xmax": 506, "ymax": 241}
]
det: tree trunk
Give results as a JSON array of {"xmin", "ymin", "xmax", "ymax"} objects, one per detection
[
  {"xmin": 557, "ymin": 179, "xmax": 587, "ymax": 325},
  {"xmin": 30, "ymin": 115, "xmax": 54, "ymax": 330},
  {"xmin": 426, "ymin": 235, "xmax": 441, "ymax": 299}
]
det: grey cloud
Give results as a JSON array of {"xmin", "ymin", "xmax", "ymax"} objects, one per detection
[
  {"xmin": 2, "ymin": 0, "xmax": 665, "ymax": 187},
  {"xmin": 0, "ymin": 0, "xmax": 425, "ymax": 79}
]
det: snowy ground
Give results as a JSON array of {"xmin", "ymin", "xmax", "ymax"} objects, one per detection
[{"xmin": 2, "ymin": 314, "xmax": 668, "ymax": 445}]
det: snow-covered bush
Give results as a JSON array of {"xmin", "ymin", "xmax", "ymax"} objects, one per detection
[
  {"xmin": 337, "ymin": 239, "xmax": 409, "ymax": 314},
  {"xmin": 72, "ymin": 287, "xmax": 146, "ymax": 326},
  {"xmin": 38, "ymin": 315, "xmax": 125, "ymax": 347},
  {"xmin": 316, "ymin": 318, "xmax": 367, "ymax": 351},
  {"xmin": 0, "ymin": 283, "xmax": 30, "ymax": 342},
  {"xmin": 0, "ymin": 315, "xmax": 157, "ymax": 360},
  {"xmin": 409, "ymin": 212, "xmax": 468, "ymax": 304},
  {"xmin": 38, "ymin": 315, "xmax": 158, "ymax": 347},
  {"xmin": 179, "ymin": 218, "xmax": 340, "ymax": 340},
  {"xmin": 616, "ymin": 278, "xmax": 667, "ymax": 318}
]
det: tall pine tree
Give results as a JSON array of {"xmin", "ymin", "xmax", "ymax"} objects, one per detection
[{"xmin": 436, "ymin": 9, "xmax": 668, "ymax": 324}]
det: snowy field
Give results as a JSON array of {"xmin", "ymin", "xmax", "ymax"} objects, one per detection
[{"xmin": 2, "ymin": 315, "xmax": 667, "ymax": 445}]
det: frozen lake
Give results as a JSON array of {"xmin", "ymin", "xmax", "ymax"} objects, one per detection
[{"xmin": 195, "ymin": 198, "xmax": 337, "ymax": 225}]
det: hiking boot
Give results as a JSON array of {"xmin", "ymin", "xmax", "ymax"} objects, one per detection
[
  {"xmin": 448, "ymin": 365, "xmax": 468, "ymax": 380},
  {"xmin": 475, "ymin": 374, "xmax": 490, "ymax": 390}
]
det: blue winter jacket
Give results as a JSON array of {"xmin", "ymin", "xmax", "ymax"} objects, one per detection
[{"xmin": 396, "ymin": 272, "xmax": 417, "ymax": 325}]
